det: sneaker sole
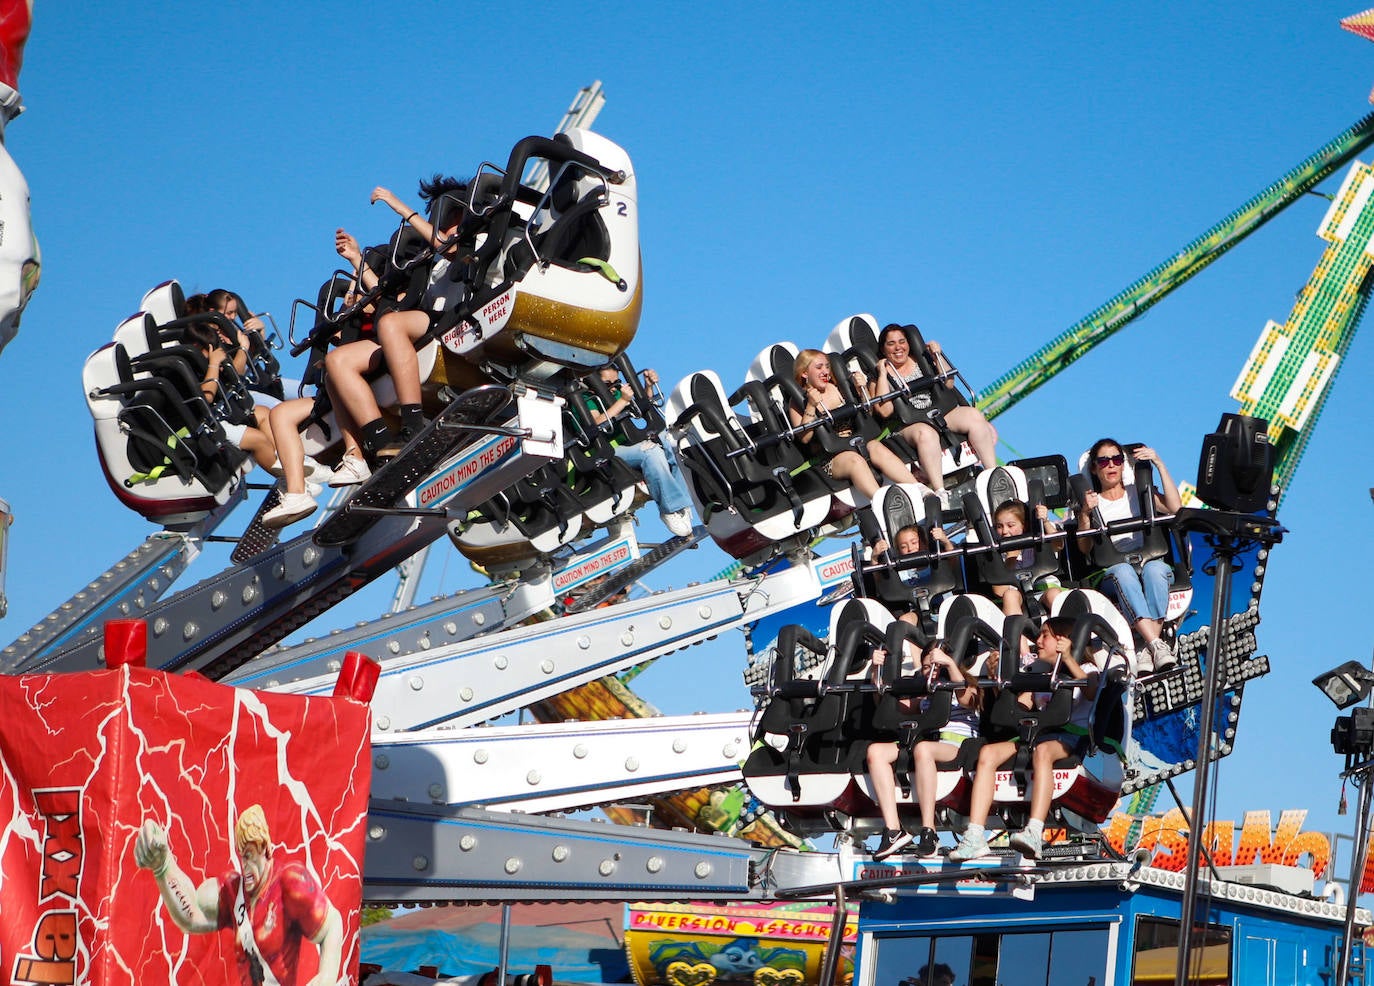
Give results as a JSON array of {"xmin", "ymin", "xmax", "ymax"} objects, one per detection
[
  {"xmin": 873, "ymin": 832, "xmax": 914, "ymax": 860},
  {"xmin": 262, "ymin": 505, "xmax": 317, "ymax": 530}
]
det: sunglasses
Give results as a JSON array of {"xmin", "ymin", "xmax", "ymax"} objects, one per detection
[{"xmin": 1095, "ymin": 453, "xmax": 1126, "ymax": 468}]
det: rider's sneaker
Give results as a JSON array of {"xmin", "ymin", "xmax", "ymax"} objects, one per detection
[
  {"xmin": 915, "ymin": 827, "xmax": 940, "ymax": 857},
  {"xmin": 374, "ymin": 425, "xmax": 421, "ymax": 463},
  {"xmin": 1008, "ymin": 828, "xmax": 1043, "ymax": 860},
  {"xmin": 873, "ymin": 829, "xmax": 914, "ymax": 861},
  {"xmin": 329, "ymin": 455, "xmax": 372, "ymax": 487},
  {"xmin": 262, "ymin": 491, "xmax": 318, "ymax": 530},
  {"xmin": 662, "ymin": 508, "xmax": 694, "ymax": 538},
  {"xmin": 1135, "ymin": 645, "xmax": 1155, "ymax": 675},
  {"xmin": 1150, "ymin": 637, "xmax": 1177, "ymax": 672},
  {"xmin": 947, "ymin": 832, "xmax": 991, "ymax": 862}
]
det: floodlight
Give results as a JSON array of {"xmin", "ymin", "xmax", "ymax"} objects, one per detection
[{"xmin": 1314, "ymin": 660, "xmax": 1374, "ymax": 710}]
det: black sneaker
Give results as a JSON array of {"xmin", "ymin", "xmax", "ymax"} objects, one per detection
[
  {"xmin": 374, "ymin": 425, "xmax": 422, "ymax": 463},
  {"xmin": 916, "ymin": 827, "xmax": 939, "ymax": 857},
  {"xmin": 873, "ymin": 829, "xmax": 914, "ymax": 860}
]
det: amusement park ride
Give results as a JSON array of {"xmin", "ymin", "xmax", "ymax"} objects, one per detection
[{"xmin": 4, "ymin": 23, "xmax": 1374, "ymax": 985}]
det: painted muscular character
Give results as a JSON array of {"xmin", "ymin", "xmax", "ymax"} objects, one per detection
[{"xmin": 134, "ymin": 805, "xmax": 344, "ymax": 986}]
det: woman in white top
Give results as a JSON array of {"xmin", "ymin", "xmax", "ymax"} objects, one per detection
[{"xmin": 1076, "ymin": 438, "xmax": 1182, "ymax": 670}]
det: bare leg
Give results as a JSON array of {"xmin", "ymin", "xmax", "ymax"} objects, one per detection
[
  {"xmin": 866, "ymin": 742, "xmax": 902, "ymax": 832},
  {"xmin": 945, "ymin": 406, "xmax": 998, "ymax": 469},
  {"xmin": 268, "ymin": 398, "xmax": 315, "ymax": 495},
  {"xmin": 238, "ymin": 426, "xmax": 278, "ymax": 473},
  {"xmin": 376, "ymin": 309, "xmax": 432, "ymax": 408},
  {"xmin": 324, "ymin": 339, "xmax": 384, "ymax": 432},
  {"xmin": 913, "ymin": 740, "xmax": 961, "ymax": 830},
  {"xmin": 829, "ymin": 450, "xmax": 881, "ymax": 500},
  {"xmin": 1028, "ymin": 738, "xmax": 1071, "ymax": 824},
  {"xmin": 900, "ymin": 422, "xmax": 946, "ymax": 491},
  {"xmin": 866, "ymin": 439, "xmax": 924, "ymax": 488},
  {"xmin": 965, "ymin": 739, "xmax": 1017, "ymax": 828},
  {"xmin": 993, "ymin": 584, "xmax": 1024, "ymax": 616}
]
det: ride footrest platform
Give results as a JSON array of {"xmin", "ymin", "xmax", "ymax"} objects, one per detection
[
  {"xmin": 563, "ymin": 525, "xmax": 706, "ymax": 613},
  {"xmin": 314, "ymin": 386, "xmax": 514, "ymax": 548},
  {"xmin": 231, "ymin": 487, "xmax": 284, "ymax": 564}
]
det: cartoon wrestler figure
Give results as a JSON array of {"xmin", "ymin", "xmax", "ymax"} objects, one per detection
[{"xmin": 134, "ymin": 804, "xmax": 343, "ymax": 986}]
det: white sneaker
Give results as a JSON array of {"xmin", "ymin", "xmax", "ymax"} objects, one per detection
[
  {"xmin": 329, "ymin": 456, "xmax": 372, "ymax": 487},
  {"xmin": 662, "ymin": 508, "xmax": 693, "ymax": 537},
  {"xmin": 1008, "ymin": 828, "xmax": 1043, "ymax": 860},
  {"xmin": 1150, "ymin": 637, "xmax": 1177, "ymax": 672},
  {"xmin": 936, "ymin": 489, "xmax": 953, "ymax": 511},
  {"xmin": 1135, "ymin": 646, "xmax": 1155, "ymax": 675},
  {"xmin": 303, "ymin": 457, "xmax": 336, "ymax": 484},
  {"xmin": 947, "ymin": 832, "xmax": 991, "ymax": 862},
  {"xmin": 262, "ymin": 491, "xmax": 318, "ymax": 529}
]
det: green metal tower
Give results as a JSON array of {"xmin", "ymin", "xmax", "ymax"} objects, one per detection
[{"xmin": 976, "ymin": 112, "xmax": 1374, "ymax": 423}]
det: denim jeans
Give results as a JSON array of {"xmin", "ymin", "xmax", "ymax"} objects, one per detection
[
  {"xmin": 1102, "ymin": 559, "xmax": 1173, "ymax": 623},
  {"xmin": 615, "ymin": 438, "xmax": 692, "ymax": 515}
]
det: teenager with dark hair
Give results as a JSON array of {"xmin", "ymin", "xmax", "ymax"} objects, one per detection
[{"xmin": 325, "ymin": 174, "xmax": 472, "ymax": 463}]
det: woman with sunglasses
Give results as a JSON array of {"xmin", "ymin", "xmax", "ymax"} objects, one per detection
[{"xmin": 1076, "ymin": 438, "xmax": 1182, "ymax": 671}]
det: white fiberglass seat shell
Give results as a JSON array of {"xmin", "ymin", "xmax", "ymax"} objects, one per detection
[
  {"xmin": 666, "ymin": 369, "xmax": 831, "ymax": 558},
  {"xmin": 449, "ymin": 129, "xmax": 642, "ymax": 377}
]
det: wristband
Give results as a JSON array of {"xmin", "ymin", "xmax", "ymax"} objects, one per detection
[{"xmin": 405, "ymin": 212, "xmax": 418, "ymax": 223}]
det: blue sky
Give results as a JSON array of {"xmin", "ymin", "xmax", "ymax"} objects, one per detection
[{"xmin": 3, "ymin": 3, "xmax": 1373, "ymax": 872}]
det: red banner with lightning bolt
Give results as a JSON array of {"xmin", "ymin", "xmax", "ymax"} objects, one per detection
[{"xmin": 0, "ymin": 665, "xmax": 370, "ymax": 986}]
